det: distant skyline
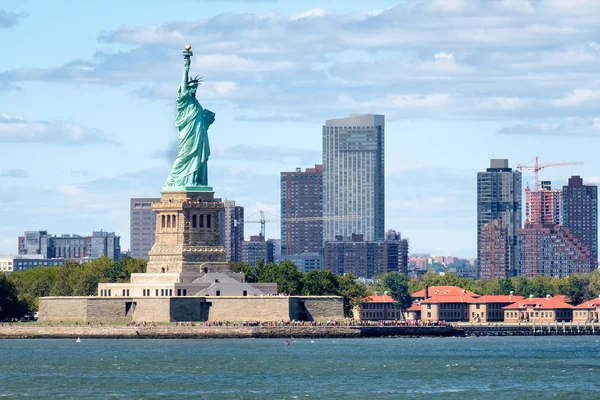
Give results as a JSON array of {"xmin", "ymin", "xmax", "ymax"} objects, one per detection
[{"xmin": 1, "ymin": 0, "xmax": 600, "ymax": 257}]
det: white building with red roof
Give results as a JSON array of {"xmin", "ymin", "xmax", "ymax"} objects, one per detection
[
  {"xmin": 411, "ymin": 285, "xmax": 479, "ymax": 301},
  {"xmin": 360, "ymin": 294, "xmax": 402, "ymax": 321},
  {"xmin": 468, "ymin": 294, "xmax": 523, "ymax": 323},
  {"xmin": 573, "ymin": 297, "xmax": 600, "ymax": 323},
  {"xmin": 503, "ymin": 296, "xmax": 574, "ymax": 323}
]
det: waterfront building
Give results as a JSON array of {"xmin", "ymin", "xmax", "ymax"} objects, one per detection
[
  {"xmin": 130, "ymin": 198, "xmax": 160, "ymax": 261},
  {"xmin": 468, "ymin": 294, "xmax": 523, "ymax": 323},
  {"xmin": 477, "ymin": 159, "xmax": 522, "ymax": 276},
  {"xmin": 241, "ymin": 235, "xmax": 275, "ymax": 265},
  {"xmin": 573, "ymin": 298, "xmax": 600, "ymax": 323},
  {"xmin": 478, "ymin": 220, "xmax": 509, "ymax": 280},
  {"xmin": 420, "ymin": 295, "xmax": 476, "ymax": 322},
  {"xmin": 562, "ymin": 176, "xmax": 598, "ymax": 266},
  {"xmin": 503, "ymin": 296, "xmax": 574, "ymax": 323},
  {"xmin": 280, "ymin": 165, "xmax": 323, "ymax": 255},
  {"xmin": 323, "ymin": 114, "xmax": 385, "ymax": 243},
  {"xmin": 411, "ymin": 286, "xmax": 479, "ymax": 302},
  {"xmin": 525, "ymin": 181, "xmax": 562, "ymax": 225},
  {"xmin": 221, "ymin": 200, "xmax": 244, "ymax": 262},
  {"xmin": 275, "ymin": 253, "xmax": 323, "ymax": 273},
  {"xmin": 517, "ymin": 223, "xmax": 593, "ymax": 277},
  {"xmin": 360, "ymin": 294, "xmax": 402, "ymax": 321}
]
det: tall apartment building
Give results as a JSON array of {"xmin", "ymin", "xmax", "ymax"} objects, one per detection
[
  {"xmin": 562, "ymin": 176, "xmax": 598, "ymax": 265},
  {"xmin": 221, "ymin": 200, "xmax": 244, "ymax": 262},
  {"xmin": 477, "ymin": 159, "xmax": 522, "ymax": 276},
  {"xmin": 478, "ymin": 220, "xmax": 509, "ymax": 280},
  {"xmin": 280, "ymin": 165, "xmax": 323, "ymax": 255},
  {"xmin": 130, "ymin": 198, "xmax": 160, "ymax": 261},
  {"xmin": 323, "ymin": 232, "xmax": 409, "ymax": 278},
  {"xmin": 517, "ymin": 223, "xmax": 594, "ymax": 277},
  {"xmin": 525, "ymin": 181, "xmax": 562, "ymax": 225},
  {"xmin": 323, "ymin": 114, "xmax": 385, "ymax": 243},
  {"xmin": 19, "ymin": 231, "xmax": 49, "ymax": 256},
  {"xmin": 241, "ymin": 235, "xmax": 275, "ymax": 266}
]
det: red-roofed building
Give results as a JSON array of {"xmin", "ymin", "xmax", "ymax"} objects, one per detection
[
  {"xmin": 573, "ymin": 298, "xmax": 600, "ymax": 323},
  {"xmin": 405, "ymin": 303, "xmax": 422, "ymax": 321},
  {"xmin": 411, "ymin": 286, "xmax": 479, "ymax": 301},
  {"xmin": 360, "ymin": 294, "xmax": 402, "ymax": 320},
  {"xmin": 420, "ymin": 295, "xmax": 477, "ymax": 322},
  {"xmin": 468, "ymin": 294, "xmax": 523, "ymax": 323},
  {"xmin": 503, "ymin": 296, "xmax": 574, "ymax": 323}
]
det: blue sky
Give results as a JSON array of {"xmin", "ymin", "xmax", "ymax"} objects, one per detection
[{"xmin": 1, "ymin": 0, "xmax": 599, "ymax": 257}]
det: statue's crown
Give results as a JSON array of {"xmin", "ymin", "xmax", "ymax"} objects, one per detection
[{"xmin": 188, "ymin": 74, "xmax": 203, "ymax": 85}]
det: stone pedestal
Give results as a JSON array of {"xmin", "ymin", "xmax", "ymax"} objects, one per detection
[{"xmin": 146, "ymin": 190, "xmax": 229, "ymax": 274}]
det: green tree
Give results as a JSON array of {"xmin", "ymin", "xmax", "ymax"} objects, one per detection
[
  {"xmin": 380, "ymin": 272, "xmax": 413, "ymax": 319},
  {"xmin": 274, "ymin": 261, "xmax": 303, "ymax": 295},
  {"xmin": 301, "ymin": 270, "xmax": 339, "ymax": 296},
  {"xmin": 230, "ymin": 262, "xmax": 258, "ymax": 282},
  {"xmin": 0, "ymin": 273, "xmax": 23, "ymax": 319},
  {"xmin": 338, "ymin": 273, "xmax": 367, "ymax": 317}
]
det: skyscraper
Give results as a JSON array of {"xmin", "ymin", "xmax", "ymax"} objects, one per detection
[
  {"xmin": 280, "ymin": 165, "xmax": 323, "ymax": 255},
  {"xmin": 517, "ymin": 223, "xmax": 593, "ymax": 277},
  {"xmin": 323, "ymin": 114, "xmax": 385, "ymax": 242},
  {"xmin": 222, "ymin": 200, "xmax": 244, "ymax": 262},
  {"xmin": 477, "ymin": 159, "xmax": 522, "ymax": 276},
  {"xmin": 478, "ymin": 220, "xmax": 509, "ymax": 280},
  {"xmin": 130, "ymin": 198, "xmax": 160, "ymax": 261},
  {"xmin": 525, "ymin": 181, "xmax": 562, "ymax": 225},
  {"xmin": 562, "ymin": 176, "xmax": 598, "ymax": 266}
]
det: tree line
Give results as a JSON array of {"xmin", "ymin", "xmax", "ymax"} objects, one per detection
[
  {"xmin": 0, "ymin": 257, "xmax": 146, "ymax": 319},
  {"xmin": 3, "ymin": 256, "xmax": 600, "ymax": 320}
]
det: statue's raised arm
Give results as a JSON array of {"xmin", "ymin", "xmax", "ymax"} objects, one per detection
[{"xmin": 164, "ymin": 44, "xmax": 215, "ymax": 191}]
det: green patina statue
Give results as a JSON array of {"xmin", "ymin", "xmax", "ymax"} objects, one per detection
[{"xmin": 164, "ymin": 44, "xmax": 215, "ymax": 192}]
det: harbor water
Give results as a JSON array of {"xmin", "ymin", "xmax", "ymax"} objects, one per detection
[{"xmin": 1, "ymin": 337, "xmax": 599, "ymax": 399}]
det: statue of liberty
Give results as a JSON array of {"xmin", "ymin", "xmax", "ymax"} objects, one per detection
[{"xmin": 165, "ymin": 44, "xmax": 215, "ymax": 190}]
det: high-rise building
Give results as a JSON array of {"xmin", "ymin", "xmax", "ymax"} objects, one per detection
[
  {"xmin": 478, "ymin": 220, "xmax": 509, "ymax": 280},
  {"xmin": 477, "ymin": 159, "xmax": 522, "ymax": 276},
  {"xmin": 130, "ymin": 198, "xmax": 160, "ymax": 261},
  {"xmin": 525, "ymin": 181, "xmax": 562, "ymax": 225},
  {"xmin": 517, "ymin": 223, "xmax": 594, "ymax": 277},
  {"xmin": 323, "ymin": 114, "xmax": 385, "ymax": 243},
  {"xmin": 323, "ymin": 231, "xmax": 409, "ymax": 278},
  {"xmin": 221, "ymin": 200, "xmax": 244, "ymax": 262},
  {"xmin": 562, "ymin": 176, "xmax": 598, "ymax": 266},
  {"xmin": 53, "ymin": 235, "xmax": 86, "ymax": 259},
  {"xmin": 19, "ymin": 231, "xmax": 49, "ymax": 256},
  {"xmin": 241, "ymin": 235, "xmax": 275, "ymax": 266},
  {"xmin": 87, "ymin": 230, "xmax": 121, "ymax": 260},
  {"xmin": 280, "ymin": 165, "xmax": 323, "ymax": 255}
]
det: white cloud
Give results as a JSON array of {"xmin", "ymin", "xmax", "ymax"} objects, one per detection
[
  {"xmin": 0, "ymin": 114, "xmax": 116, "ymax": 145},
  {"xmin": 291, "ymin": 8, "xmax": 327, "ymax": 20},
  {"xmin": 59, "ymin": 185, "xmax": 83, "ymax": 196},
  {"xmin": 553, "ymin": 89, "xmax": 600, "ymax": 107},
  {"xmin": 498, "ymin": 117, "xmax": 600, "ymax": 136}
]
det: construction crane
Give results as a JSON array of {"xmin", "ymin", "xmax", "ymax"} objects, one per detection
[
  {"xmin": 517, "ymin": 156, "xmax": 583, "ymax": 190},
  {"xmin": 244, "ymin": 210, "xmax": 361, "ymax": 238}
]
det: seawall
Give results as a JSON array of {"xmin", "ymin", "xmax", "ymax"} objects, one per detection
[{"xmin": 0, "ymin": 325, "xmax": 459, "ymax": 339}]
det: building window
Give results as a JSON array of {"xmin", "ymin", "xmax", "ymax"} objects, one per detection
[
  {"xmin": 172, "ymin": 215, "xmax": 176, "ymax": 229},
  {"xmin": 207, "ymin": 215, "xmax": 212, "ymax": 229},
  {"xmin": 162, "ymin": 215, "xmax": 165, "ymax": 228},
  {"xmin": 167, "ymin": 215, "xmax": 171, "ymax": 228},
  {"xmin": 200, "ymin": 215, "xmax": 205, "ymax": 228},
  {"xmin": 156, "ymin": 289, "xmax": 159, "ymax": 296},
  {"xmin": 177, "ymin": 289, "xmax": 181, "ymax": 296},
  {"xmin": 243, "ymin": 290, "xmax": 248, "ymax": 296},
  {"xmin": 192, "ymin": 215, "xmax": 197, "ymax": 228},
  {"xmin": 183, "ymin": 289, "xmax": 187, "ymax": 296},
  {"xmin": 216, "ymin": 290, "xmax": 221, "ymax": 296}
]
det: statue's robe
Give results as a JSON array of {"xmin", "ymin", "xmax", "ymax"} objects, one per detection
[{"xmin": 166, "ymin": 84, "xmax": 215, "ymax": 187}]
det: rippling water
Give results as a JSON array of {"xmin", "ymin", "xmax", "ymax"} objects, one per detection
[{"xmin": 1, "ymin": 337, "xmax": 600, "ymax": 399}]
